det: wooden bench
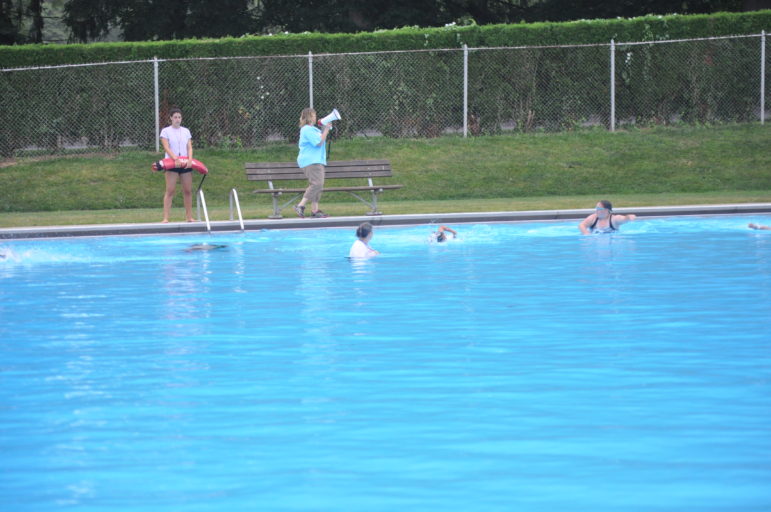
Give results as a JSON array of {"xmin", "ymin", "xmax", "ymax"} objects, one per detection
[{"xmin": 245, "ymin": 159, "xmax": 403, "ymax": 219}]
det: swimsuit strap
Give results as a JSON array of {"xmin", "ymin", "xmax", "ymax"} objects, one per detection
[{"xmin": 589, "ymin": 214, "xmax": 616, "ymax": 232}]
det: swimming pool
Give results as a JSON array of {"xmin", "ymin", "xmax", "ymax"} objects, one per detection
[{"xmin": 2, "ymin": 216, "xmax": 770, "ymax": 511}]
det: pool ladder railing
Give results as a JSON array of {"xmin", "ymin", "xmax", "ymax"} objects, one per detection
[
  {"xmin": 229, "ymin": 188, "xmax": 245, "ymax": 232},
  {"xmin": 195, "ymin": 188, "xmax": 245, "ymax": 233},
  {"xmin": 195, "ymin": 189, "xmax": 211, "ymax": 232}
]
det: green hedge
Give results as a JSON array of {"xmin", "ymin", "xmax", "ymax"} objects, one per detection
[{"xmin": 1, "ymin": 11, "xmax": 770, "ymax": 68}]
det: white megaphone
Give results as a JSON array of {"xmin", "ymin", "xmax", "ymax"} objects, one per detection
[{"xmin": 319, "ymin": 108, "xmax": 341, "ymax": 126}]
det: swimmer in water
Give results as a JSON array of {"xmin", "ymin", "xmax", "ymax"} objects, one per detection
[
  {"xmin": 432, "ymin": 225, "xmax": 457, "ymax": 243},
  {"xmin": 579, "ymin": 200, "xmax": 636, "ymax": 235},
  {"xmin": 349, "ymin": 222, "xmax": 379, "ymax": 259},
  {"xmin": 748, "ymin": 223, "xmax": 770, "ymax": 230},
  {"xmin": 186, "ymin": 243, "xmax": 227, "ymax": 252}
]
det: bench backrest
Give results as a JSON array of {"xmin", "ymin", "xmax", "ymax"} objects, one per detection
[{"xmin": 246, "ymin": 159, "xmax": 392, "ymax": 181}]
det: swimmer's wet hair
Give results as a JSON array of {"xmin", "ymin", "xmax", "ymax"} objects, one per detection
[
  {"xmin": 356, "ymin": 222, "xmax": 373, "ymax": 239},
  {"xmin": 599, "ymin": 199, "xmax": 613, "ymax": 211}
]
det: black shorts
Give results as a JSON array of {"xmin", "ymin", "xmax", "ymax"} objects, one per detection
[{"xmin": 167, "ymin": 167, "xmax": 193, "ymax": 174}]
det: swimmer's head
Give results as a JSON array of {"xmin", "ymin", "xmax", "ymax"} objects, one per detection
[
  {"xmin": 599, "ymin": 200, "xmax": 612, "ymax": 211},
  {"xmin": 356, "ymin": 222, "xmax": 373, "ymax": 240},
  {"xmin": 436, "ymin": 232, "xmax": 447, "ymax": 243}
]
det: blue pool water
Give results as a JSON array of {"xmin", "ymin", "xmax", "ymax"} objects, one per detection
[{"xmin": 1, "ymin": 216, "xmax": 770, "ymax": 511}]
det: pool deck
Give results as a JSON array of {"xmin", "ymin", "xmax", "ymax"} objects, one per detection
[{"xmin": 2, "ymin": 203, "xmax": 771, "ymax": 239}]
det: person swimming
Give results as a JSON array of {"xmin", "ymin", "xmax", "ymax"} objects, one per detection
[
  {"xmin": 578, "ymin": 200, "xmax": 636, "ymax": 235},
  {"xmin": 185, "ymin": 243, "xmax": 227, "ymax": 252},
  {"xmin": 432, "ymin": 225, "xmax": 457, "ymax": 242},
  {"xmin": 0, "ymin": 248, "xmax": 15, "ymax": 260},
  {"xmin": 349, "ymin": 222, "xmax": 379, "ymax": 258}
]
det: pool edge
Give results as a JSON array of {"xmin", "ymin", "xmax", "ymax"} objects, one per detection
[{"xmin": 2, "ymin": 202, "xmax": 771, "ymax": 239}]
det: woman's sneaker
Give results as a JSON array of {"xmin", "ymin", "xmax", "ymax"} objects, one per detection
[
  {"xmin": 311, "ymin": 210, "xmax": 329, "ymax": 218},
  {"xmin": 293, "ymin": 205, "xmax": 305, "ymax": 218}
]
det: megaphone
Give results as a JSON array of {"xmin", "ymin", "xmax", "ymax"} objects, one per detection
[{"xmin": 319, "ymin": 108, "xmax": 341, "ymax": 126}]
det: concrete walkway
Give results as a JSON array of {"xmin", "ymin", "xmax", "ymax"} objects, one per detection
[{"xmin": 2, "ymin": 203, "xmax": 771, "ymax": 239}]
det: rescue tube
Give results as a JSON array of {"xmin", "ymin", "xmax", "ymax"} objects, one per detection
[{"xmin": 152, "ymin": 157, "xmax": 208, "ymax": 175}]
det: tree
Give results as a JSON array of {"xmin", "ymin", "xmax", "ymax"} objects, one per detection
[
  {"xmin": 62, "ymin": 0, "xmax": 119, "ymax": 42},
  {"xmin": 1, "ymin": 0, "xmax": 44, "ymax": 44},
  {"xmin": 27, "ymin": 0, "xmax": 43, "ymax": 41},
  {"xmin": 534, "ymin": 0, "xmax": 744, "ymax": 22},
  {"xmin": 63, "ymin": 0, "xmax": 256, "ymax": 43},
  {"xmin": 442, "ymin": 0, "xmax": 536, "ymax": 25},
  {"xmin": 256, "ymin": 0, "xmax": 531, "ymax": 32},
  {"xmin": 185, "ymin": 0, "xmax": 255, "ymax": 38},
  {"xmin": 0, "ymin": 0, "xmax": 22, "ymax": 45}
]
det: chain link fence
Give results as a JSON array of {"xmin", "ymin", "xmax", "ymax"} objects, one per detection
[{"xmin": 0, "ymin": 33, "xmax": 767, "ymax": 158}]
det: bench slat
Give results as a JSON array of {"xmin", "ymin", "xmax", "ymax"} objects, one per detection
[
  {"xmin": 245, "ymin": 171, "xmax": 393, "ymax": 179},
  {"xmin": 245, "ymin": 162, "xmax": 298, "ymax": 169},
  {"xmin": 247, "ymin": 170, "xmax": 394, "ymax": 181},
  {"xmin": 252, "ymin": 188, "xmax": 307, "ymax": 194},
  {"xmin": 326, "ymin": 159, "xmax": 390, "ymax": 167},
  {"xmin": 245, "ymin": 159, "xmax": 390, "ymax": 169},
  {"xmin": 245, "ymin": 159, "xmax": 392, "ymax": 182},
  {"xmin": 253, "ymin": 184, "xmax": 403, "ymax": 194},
  {"xmin": 309, "ymin": 185, "xmax": 403, "ymax": 192},
  {"xmin": 245, "ymin": 171, "xmax": 306, "ymax": 180}
]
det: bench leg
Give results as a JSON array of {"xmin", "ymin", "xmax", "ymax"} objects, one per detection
[
  {"xmin": 347, "ymin": 190, "xmax": 383, "ymax": 216},
  {"xmin": 366, "ymin": 189, "xmax": 382, "ymax": 216},
  {"xmin": 268, "ymin": 193, "xmax": 304, "ymax": 219},
  {"xmin": 269, "ymin": 194, "xmax": 283, "ymax": 219}
]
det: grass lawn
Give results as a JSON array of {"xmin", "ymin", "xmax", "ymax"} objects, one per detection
[
  {"xmin": 2, "ymin": 192, "xmax": 770, "ymax": 228},
  {"xmin": 1, "ymin": 123, "xmax": 769, "ymax": 227}
]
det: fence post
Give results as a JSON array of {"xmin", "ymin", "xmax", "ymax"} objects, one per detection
[
  {"xmin": 153, "ymin": 56, "xmax": 160, "ymax": 152},
  {"xmin": 308, "ymin": 51, "xmax": 314, "ymax": 109},
  {"xmin": 463, "ymin": 44, "xmax": 469, "ymax": 138},
  {"xmin": 610, "ymin": 39, "xmax": 616, "ymax": 132},
  {"xmin": 761, "ymin": 31, "xmax": 766, "ymax": 125}
]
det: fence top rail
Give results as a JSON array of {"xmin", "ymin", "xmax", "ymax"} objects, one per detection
[
  {"xmin": 2, "ymin": 32, "xmax": 766, "ymax": 72},
  {"xmin": 614, "ymin": 32, "xmax": 764, "ymax": 48},
  {"xmin": 1, "ymin": 58, "xmax": 156, "ymax": 72},
  {"xmin": 474, "ymin": 32, "xmax": 764, "ymax": 51}
]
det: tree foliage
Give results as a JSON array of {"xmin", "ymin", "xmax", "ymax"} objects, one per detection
[
  {"xmin": 63, "ymin": 0, "xmax": 257, "ymax": 42},
  {"xmin": 1, "ymin": 0, "xmax": 44, "ymax": 44},
  {"xmin": 0, "ymin": 0, "xmax": 758, "ymax": 45},
  {"xmin": 259, "ymin": 0, "xmax": 452, "ymax": 33},
  {"xmin": 536, "ymin": 0, "xmax": 745, "ymax": 22},
  {"xmin": 252, "ymin": 0, "xmax": 747, "ymax": 33}
]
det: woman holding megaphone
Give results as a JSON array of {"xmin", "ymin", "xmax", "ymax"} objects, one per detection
[{"xmin": 294, "ymin": 108, "xmax": 332, "ymax": 218}]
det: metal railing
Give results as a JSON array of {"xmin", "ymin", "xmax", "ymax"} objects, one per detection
[
  {"xmin": 195, "ymin": 188, "xmax": 211, "ymax": 232},
  {"xmin": 1, "ymin": 32, "xmax": 767, "ymax": 158},
  {"xmin": 229, "ymin": 188, "xmax": 244, "ymax": 231}
]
